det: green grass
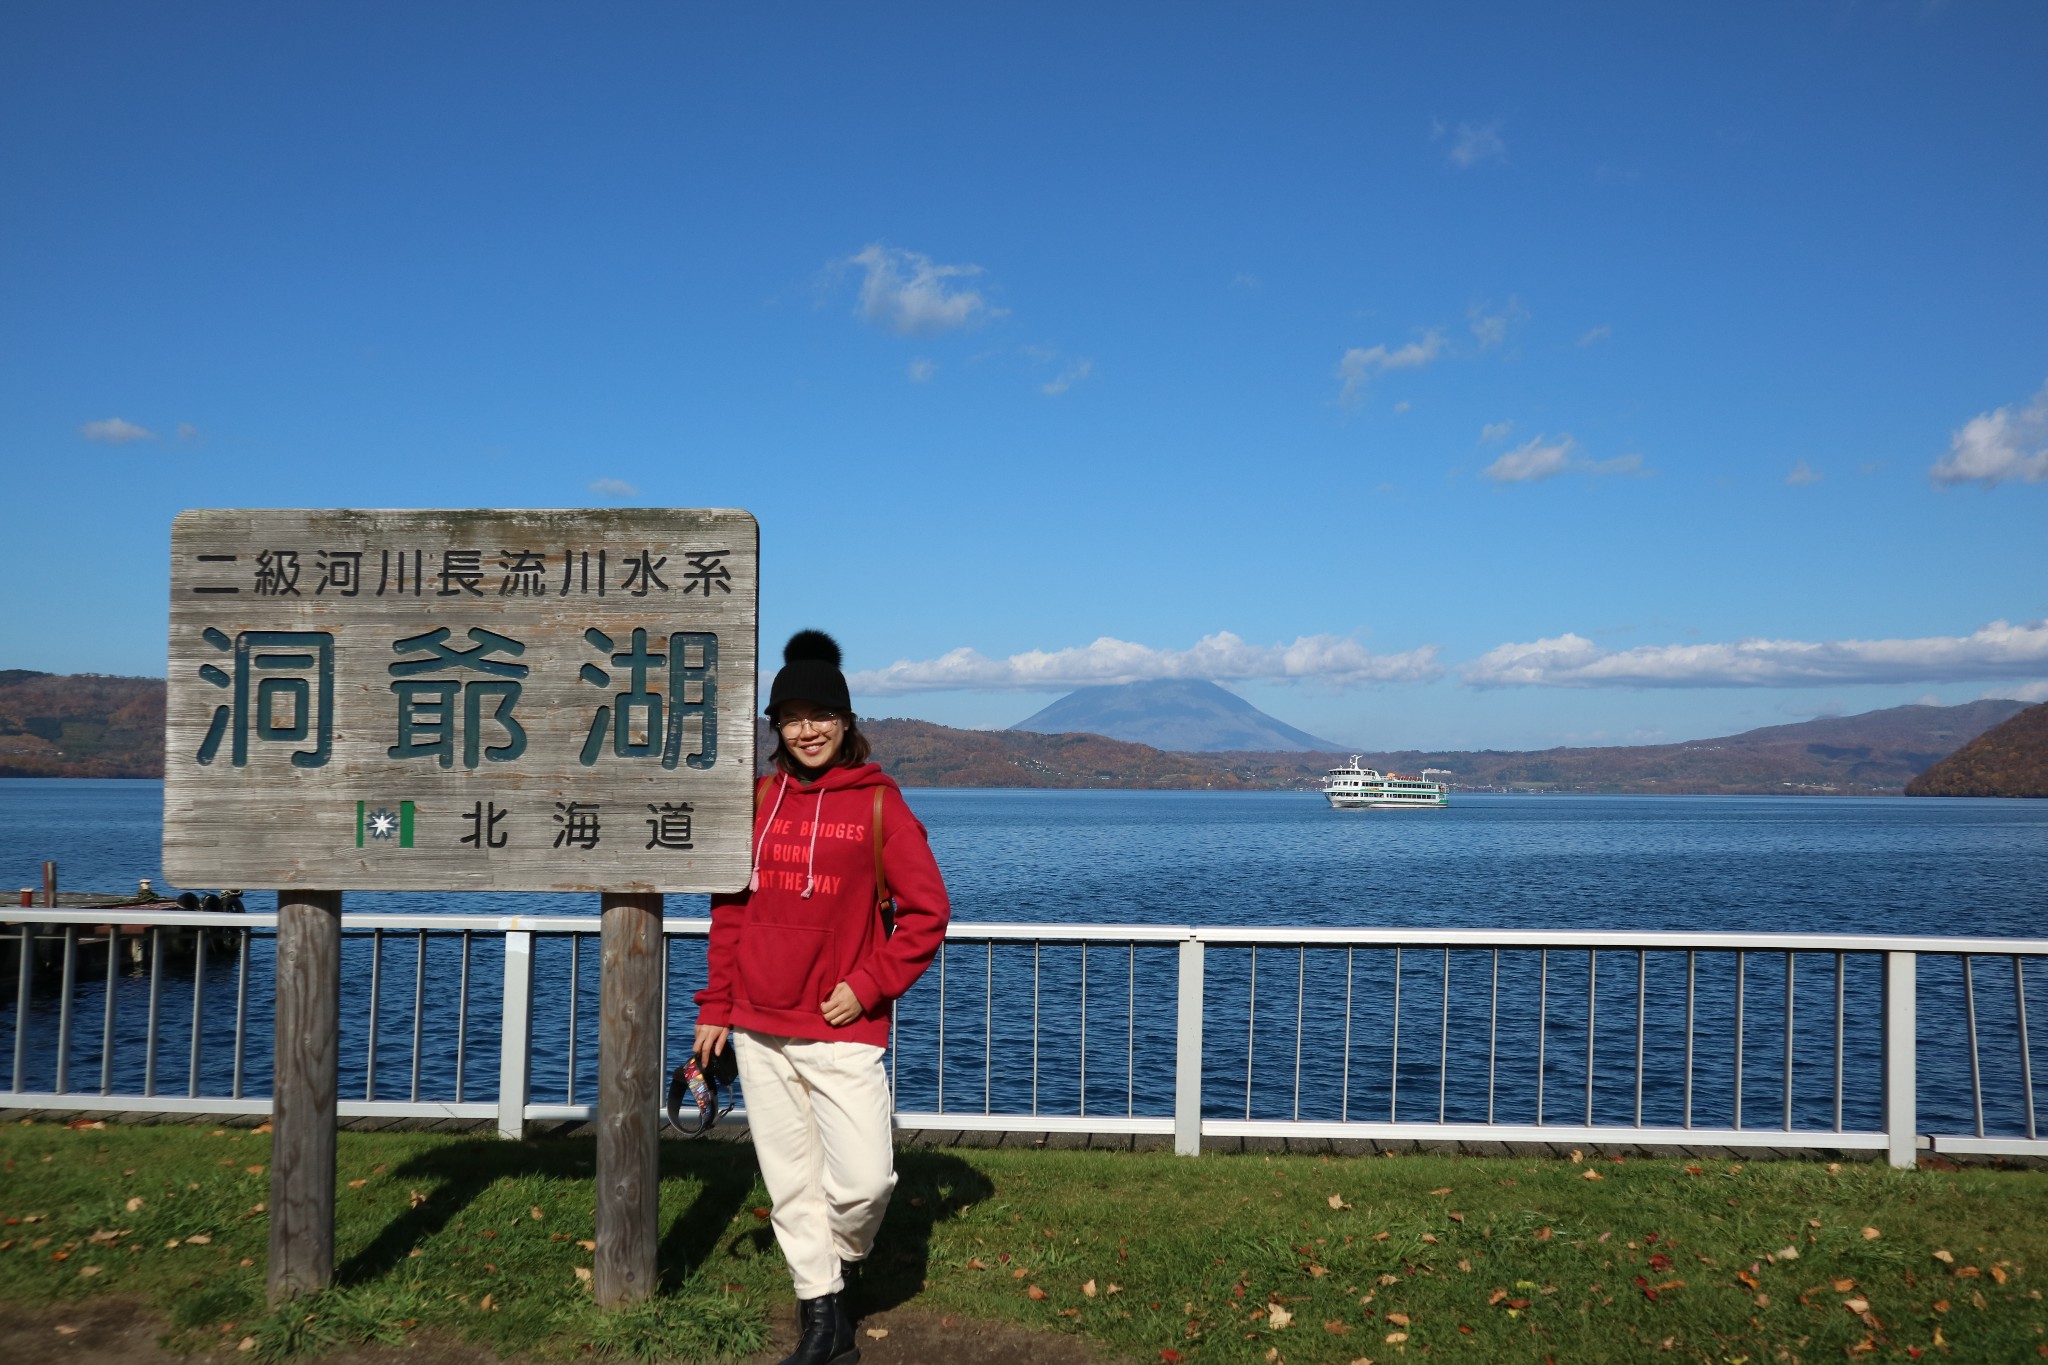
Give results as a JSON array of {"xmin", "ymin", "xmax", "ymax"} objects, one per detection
[{"xmin": 4, "ymin": 1120, "xmax": 2048, "ymax": 1362}]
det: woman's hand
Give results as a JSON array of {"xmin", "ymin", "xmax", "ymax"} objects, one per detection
[
  {"xmin": 819, "ymin": 981, "xmax": 866, "ymax": 1027},
  {"xmin": 693, "ymin": 1023, "xmax": 729, "ymax": 1067}
]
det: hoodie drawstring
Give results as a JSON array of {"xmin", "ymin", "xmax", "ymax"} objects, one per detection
[{"xmin": 749, "ymin": 775, "xmax": 790, "ymax": 893}]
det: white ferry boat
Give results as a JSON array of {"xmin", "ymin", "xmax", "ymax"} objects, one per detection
[{"xmin": 1321, "ymin": 757, "xmax": 1449, "ymax": 809}]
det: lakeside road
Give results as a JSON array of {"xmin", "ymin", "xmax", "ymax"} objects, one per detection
[{"xmin": 4, "ymin": 1119, "xmax": 2047, "ymax": 1363}]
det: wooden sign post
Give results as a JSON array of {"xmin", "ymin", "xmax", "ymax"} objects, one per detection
[{"xmin": 164, "ymin": 509, "xmax": 757, "ymax": 1306}]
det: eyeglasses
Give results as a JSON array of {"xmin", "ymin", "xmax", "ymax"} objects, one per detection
[{"xmin": 776, "ymin": 711, "xmax": 843, "ymax": 735}]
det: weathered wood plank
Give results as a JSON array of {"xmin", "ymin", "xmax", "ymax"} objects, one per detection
[
  {"xmin": 594, "ymin": 892, "xmax": 662, "ymax": 1306},
  {"xmin": 165, "ymin": 509, "xmax": 758, "ymax": 893},
  {"xmin": 268, "ymin": 890, "xmax": 340, "ymax": 1304}
]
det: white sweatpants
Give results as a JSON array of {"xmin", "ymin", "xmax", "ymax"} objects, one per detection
[{"xmin": 732, "ymin": 1028, "xmax": 898, "ymax": 1299}]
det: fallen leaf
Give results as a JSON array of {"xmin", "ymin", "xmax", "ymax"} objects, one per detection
[
  {"xmin": 1429, "ymin": 1187, "xmax": 1453, "ymax": 1195},
  {"xmin": 185, "ymin": 1234, "xmax": 212, "ymax": 1245},
  {"xmin": 408, "ymin": 1190, "xmax": 427, "ymax": 1209},
  {"xmin": 252, "ymin": 1122, "xmax": 272, "ymax": 1134},
  {"xmin": 479, "ymin": 1293, "xmax": 496, "ymax": 1312},
  {"xmin": 1649, "ymin": 1254, "xmax": 1673, "ymax": 1271},
  {"xmin": 1569, "ymin": 1150, "xmax": 1583, "ymax": 1163},
  {"xmin": 752, "ymin": 1208, "xmax": 770, "ymax": 1220},
  {"xmin": 1775, "ymin": 1246, "xmax": 1800, "ymax": 1261},
  {"xmin": 1385, "ymin": 1330, "xmax": 1409, "ymax": 1343},
  {"xmin": 1386, "ymin": 1312, "xmax": 1411, "ymax": 1327},
  {"xmin": 1421, "ymin": 1233, "xmax": 1439, "ymax": 1244},
  {"xmin": 1536, "ymin": 1227, "xmax": 1553, "ymax": 1242},
  {"xmin": 124, "ymin": 1197, "xmax": 144, "ymax": 1212},
  {"xmin": 1107, "ymin": 1282, "xmax": 1123, "ymax": 1295},
  {"xmin": 865, "ymin": 1327, "xmax": 890, "ymax": 1339},
  {"xmin": 1457, "ymin": 1259, "xmax": 1472, "ymax": 1272},
  {"xmin": 1013, "ymin": 1268, "xmax": 1028, "ymax": 1280},
  {"xmin": 577, "ymin": 1239, "xmax": 595, "ymax": 1250},
  {"xmin": 1082, "ymin": 1279, "xmax": 1097, "ymax": 1298},
  {"xmin": 1582, "ymin": 1169, "xmax": 1604, "ymax": 1181},
  {"xmin": 1328, "ymin": 1194, "xmax": 1351, "ymax": 1210},
  {"xmin": 1845, "ymin": 1297, "xmax": 1869, "ymax": 1314},
  {"xmin": 1267, "ymin": 1304, "xmax": 1294, "ymax": 1329},
  {"xmin": 1990, "ymin": 1264, "xmax": 2008, "ymax": 1285},
  {"xmin": 967, "ymin": 1258, "xmax": 989, "ymax": 1270},
  {"xmin": 348, "ymin": 1179, "xmax": 367, "ymax": 1189},
  {"xmin": 1448, "ymin": 1211, "xmax": 1464, "ymax": 1223},
  {"xmin": 54, "ymin": 1327, "xmax": 78, "ymax": 1337},
  {"xmin": 530, "ymin": 1206, "xmax": 544, "ymax": 1221},
  {"xmin": 1831, "ymin": 1278, "xmax": 1857, "ymax": 1292},
  {"xmin": 244, "ymin": 1165, "xmax": 263, "ymax": 1176},
  {"xmin": 1027, "ymin": 1285, "xmax": 1047, "ymax": 1300},
  {"xmin": 1323, "ymin": 1318, "xmax": 1350, "ymax": 1335},
  {"xmin": 1489, "ymin": 1289, "xmax": 1507, "ymax": 1305},
  {"xmin": 573, "ymin": 1267, "xmax": 591, "ymax": 1283},
  {"xmin": 1933, "ymin": 1298, "xmax": 1950, "ymax": 1313},
  {"xmin": 1862, "ymin": 1227, "xmax": 1881, "ymax": 1240},
  {"xmin": 1932, "ymin": 1249, "xmax": 1955, "ymax": 1264},
  {"xmin": 1683, "ymin": 1164, "xmax": 1704, "ymax": 1176},
  {"xmin": 1058, "ymin": 1307, "xmax": 1081, "ymax": 1318},
  {"xmin": 77, "ymin": 1265, "xmax": 101, "ymax": 1277},
  {"xmin": 238, "ymin": 1336, "xmax": 255, "ymax": 1352},
  {"xmin": 1371, "ymin": 1231, "xmax": 1389, "ymax": 1241}
]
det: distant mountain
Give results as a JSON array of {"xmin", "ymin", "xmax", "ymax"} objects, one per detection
[
  {"xmin": 1008, "ymin": 679, "xmax": 1343, "ymax": 752},
  {"xmin": 2, "ymin": 670, "xmax": 2023, "ymax": 796},
  {"xmin": 1905, "ymin": 702, "xmax": 2048, "ymax": 798},
  {"xmin": 1215, "ymin": 699, "xmax": 2032, "ymax": 796},
  {"xmin": 0, "ymin": 670, "xmax": 163, "ymax": 778}
]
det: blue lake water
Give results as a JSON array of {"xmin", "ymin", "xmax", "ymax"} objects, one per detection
[{"xmin": 4, "ymin": 780, "xmax": 2045, "ymax": 1136}]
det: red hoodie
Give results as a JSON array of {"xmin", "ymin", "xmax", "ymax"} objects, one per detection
[{"xmin": 693, "ymin": 762, "xmax": 950, "ymax": 1048}]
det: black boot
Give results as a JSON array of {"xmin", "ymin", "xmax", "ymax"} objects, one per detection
[{"xmin": 776, "ymin": 1291, "xmax": 858, "ymax": 1365}]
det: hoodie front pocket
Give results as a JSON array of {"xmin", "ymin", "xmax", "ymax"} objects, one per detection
[{"xmin": 737, "ymin": 923, "xmax": 832, "ymax": 1013}]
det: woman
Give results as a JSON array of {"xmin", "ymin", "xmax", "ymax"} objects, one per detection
[{"xmin": 693, "ymin": 630, "xmax": 950, "ymax": 1365}]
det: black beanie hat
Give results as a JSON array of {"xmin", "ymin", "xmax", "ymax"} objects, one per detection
[{"xmin": 766, "ymin": 629, "xmax": 853, "ymax": 717}]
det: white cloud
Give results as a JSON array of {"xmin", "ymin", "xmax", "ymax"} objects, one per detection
[
  {"xmin": 1041, "ymin": 358, "xmax": 1093, "ymax": 396},
  {"xmin": 1483, "ymin": 434, "xmax": 1577, "ymax": 483},
  {"xmin": 79, "ymin": 417, "xmax": 156, "ymax": 444},
  {"xmin": 1393, "ymin": 400, "xmax": 1411, "ymax": 414},
  {"xmin": 1483, "ymin": 436, "xmax": 1643, "ymax": 483},
  {"xmin": 1929, "ymin": 380, "xmax": 2048, "ymax": 487},
  {"xmin": 1786, "ymin": 460, "xmax": 1823, "ymax": 486},
  {"xmin": 849, "ymin": 632, "xmax": 1445, "ymax": 695},
  {"xmin": 1479, "ymin": 420, "xmax": 1514, "ymax": 443},
  {"xmin": 906, "ymin": 358, "xmax": 936, "ymax": 383},
  {"xmin": 588, "ymin": 478, "xmax": 639, "ymax": 499},
  {"xmin": 175, "ymin": 422, "xmax": 199, "ymax": 441},
  {"xmin": 847, "ymin": 243, "xmax": 1003, "ymax": 335},
  {"xmin": 1578, "ymin": 324, "xmax": 1612, "ymax": 347},
  {"xmin": 1464, "ymin": 618, "xmax": 2048, "ymax": 689},
  {"xmin": 1983, "ymin": 681, "xmax": 2048, "ymax": 703},
  {"xmin": 1230, "ymin": 272, "xmax": 1261, "ymax": 290},
  {"xmin": 1448, "ymin": 121, "xmax": 1506, "ymax": 168},
  {"xmin": 1469, "ymin": 296, "xmax": 1528, "ymax": 349},
  {"xmin": 1336, "ymin": 330, "xmax": 1444, "ymax": 405}
]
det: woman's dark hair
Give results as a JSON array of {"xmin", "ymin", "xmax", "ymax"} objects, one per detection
[{"xmin": 770, "ymin": 711, "xmax": 872, "ymax": 778}]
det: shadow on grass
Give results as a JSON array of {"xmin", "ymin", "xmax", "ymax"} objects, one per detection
[
  {"xmin": 337, "ymin": 1135, "xmax": 765, "ymax": 1290},
  {"xmin": 331, "ymin": 1133, "xmax": 997, "ymax": 1312},
  {"xmin": 859, "ymin": 1151, "xmax": 997, "ymax": 1314}
]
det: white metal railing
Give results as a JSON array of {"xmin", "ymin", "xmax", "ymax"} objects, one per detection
[{"xmin": 5, "ymin": 908, "xmax": 2046, "ymax": 1167}]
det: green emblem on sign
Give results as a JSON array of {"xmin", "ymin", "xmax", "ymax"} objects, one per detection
[{"xmin": 357, "ymin": 801, "xmax": 415, "ymax": 848}]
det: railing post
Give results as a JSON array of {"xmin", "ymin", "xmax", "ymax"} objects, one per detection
[
  {"xmin": 270, "ymin": 889, "xmax": 342, "ymax": 1305},
  {"xmin": 595, "ymin": 893, "xmax": 663, "ymax": 1306},
  {"xmin": 497, "ymin": 930, "xmax": 534, "ymax": 1141},
  {"xmin": 1174, "ymin": 935, "xmax": 1204, "ymax": 1157},
  {"xmin": 1883, "ymin": 950, "xmax": 1917, "ymax": 1170}
]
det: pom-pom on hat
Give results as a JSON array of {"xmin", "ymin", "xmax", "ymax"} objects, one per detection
[{"xmin": 766, "ymin": 629, "xmax": 853, "ymax": 718}]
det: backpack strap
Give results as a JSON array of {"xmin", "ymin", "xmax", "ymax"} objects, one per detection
[
  {"xmin": 755, "ymin": 774, "xmax": 775, "ymax": 812},
  {"xmin": 872, "ymin": 787, "xmax": 894, "ymax": 936}
]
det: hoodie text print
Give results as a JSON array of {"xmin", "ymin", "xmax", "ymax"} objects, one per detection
[{"xmin": 694, "ymin": 762, "xmax": 950, "ymax": 1048}]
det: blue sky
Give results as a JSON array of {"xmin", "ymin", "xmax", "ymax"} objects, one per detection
[{"xmin": 4, "ymin": 2, "xmax": 2045, "ymax": 750}]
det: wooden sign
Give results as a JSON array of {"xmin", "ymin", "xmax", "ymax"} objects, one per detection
[{"xmin": 164, "ymin": 509, "xmax": 757, "ymax": 893}]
